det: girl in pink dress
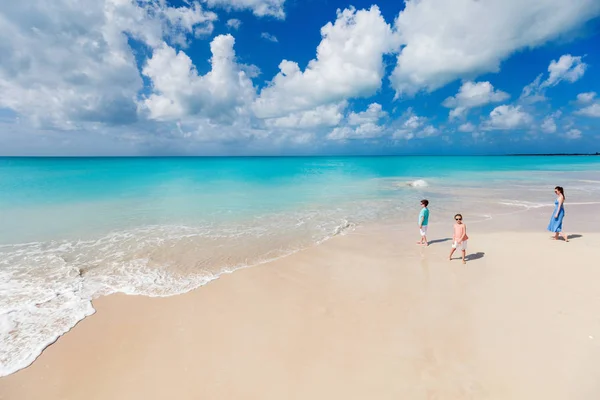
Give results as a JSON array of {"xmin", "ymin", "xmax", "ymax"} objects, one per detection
[{"xmin": 449, "ymin": 214, "xmax": 469, "ymax": 264}]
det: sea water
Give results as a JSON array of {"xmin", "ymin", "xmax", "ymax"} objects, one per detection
[{"xmin": 1, "ymin": 156, "xmax": 600, "ymax": 376}]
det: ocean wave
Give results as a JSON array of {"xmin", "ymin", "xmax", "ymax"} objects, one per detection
[
  {"xmin": 0, "ymin": 217, "xmax": 356, "ymax": 377},
  {"xmin": 407, "ymin": 179, "xmax": 429, "ymax": 188},
  {"xmin": 578, "ymin": 179, "xmax": 600, "ymax": 184},
  {"xmin": 499, "ymin": 200, "xmax": 600, "ymax": 209},
  {"xmin": 498, "ymin": 201, "xmax": 549, "ymax": 209}
]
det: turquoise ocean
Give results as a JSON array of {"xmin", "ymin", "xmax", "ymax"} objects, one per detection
[{"xmin": 2, "ymin": 156, "xmax": 600, "ymax": 375}]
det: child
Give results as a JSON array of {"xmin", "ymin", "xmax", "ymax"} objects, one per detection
[
  {"xmin": 449, "ymin": 213, "xmax": 469, "ymax": 264},
  {"xmin": 417, "ymin": 199, "xmax": 430, "ymax": 246}
]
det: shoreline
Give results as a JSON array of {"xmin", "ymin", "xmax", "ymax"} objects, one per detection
[
  {"xmin": 2, "ymin": 207, "xmax": 600, "ymax": 399},
  {"xmin": 3, "ymin": 201, "xmax": 599, "ymax": 378}
]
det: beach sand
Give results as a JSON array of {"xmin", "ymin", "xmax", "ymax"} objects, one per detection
[{"xmin": 2, "ymin": 208, "xmax": 600, "ymax": 400}]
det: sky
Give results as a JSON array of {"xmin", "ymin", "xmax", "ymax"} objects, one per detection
[{"xmin": 1, "ymin": 0, "xmax": 600, "ymax": 156}]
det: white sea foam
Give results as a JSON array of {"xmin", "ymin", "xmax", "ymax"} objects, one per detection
[
  {"xmin": 578, "ymin": 179, "xmax": 600, "ymax": 184},
  {"xmin": 0, "ymin": 214, "xmax": 358, "ymax": 377},
  {"xmin": 498, "ymin": 200, "xmax": 549, "ymax": 209},
  {"xmin": 499, "ymin": 200, "xmax": 600, "ymax": 209},
  {"xmin": 407, "ymin": 179, "xmax": 429, "ymax": 188}
]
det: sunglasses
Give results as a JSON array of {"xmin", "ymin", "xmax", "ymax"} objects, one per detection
[{"xmin": 455, "ymin": 218, "xmax": 462, "ymax": 221}]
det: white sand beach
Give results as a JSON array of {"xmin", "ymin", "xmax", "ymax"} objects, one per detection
[{"xmin": 1, "ymin": 205, "xmax": 600, "ymax": 400}]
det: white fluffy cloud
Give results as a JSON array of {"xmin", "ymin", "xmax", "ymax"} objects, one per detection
[
  {"xmin": 326, "ymin": 103, "xmax": 387, "ymax": 141},
  {"xmin": 576, "ymin": 92, "xmax": 597, "ymax": 104},
  {"xmin": 541, "ymin": 112, "xmax": 561, "ymax": 133},
  {"xmin": 390, "ymin": 0, "xmax": 600, "ymax": 96},
  {"xmin": 565, "ymin": 128, "xmax": 582, "ymax": 139},
  {"xmin": 327, "ymin": 124, "xmax": 383, "ymax": 141},
  {"xmin": 577, "ymin": 92, "xmax": 596, "ymax": 104},
  {"xmin": 574, "ymin": 92, "xmax": 600, "ymax": 117},
  {"xmin": 265, "ymin": 102, "xmax": 346, "ymax": 129},
  {"xmin": 443, "ymin": 81, "xmax": 509, "ymax": 119},
  {"xmin": 260, "ymin": 32, "xmax": 278, "ymax": 42},
  {"xmin": 0, "ymin": 0, "xmax": 216, "ymax": 128},
  {"xmin": 484, "ymin": 105, "xmax": 532, "ymax": 130},
  {"xmin": 1, "ymin": 0, "xmax": 598, "ymax": 155},
  {"xmin": 347, "ymin": 103, "xmax": 387, "ymax": 126},
  {"xmin": 575, "ymin": 103, "xmax": 600, "ymax": 118},
  {"xmin": 226, "ymin": 19, "xmax": 242, "ymax": 30},
  {"xmin": 521, "ymin": 54, "xmax": 587, "ymax": 103},
  {"xmin": 520, "ymin": 75, "xmax": 548, "ymax": 104},
  {"xmin": 202, "ymin": 0, "xmax": 286, "ymax": 18},
  {"xmin": 458, "ymin": 122, "xmax": 476, "ymax": 133},
  {"xmin": 253, "ymin": 6, "xmax": 399, "ymax": 119},
  {"xmin": 543, "ymin": 55, "xmax": 587, "ymax": 87},
  {"xmin": 141, "ymin": 35, "xmax": 256, "ymax": 122},
  {"xmin": 392, "ymin": 109, "xmax": 438, "ymax": 140}
]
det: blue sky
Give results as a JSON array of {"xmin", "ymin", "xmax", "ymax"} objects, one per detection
[{"xmin": 0, "ymin": 0, "xmax": 600, "ymax": 155}]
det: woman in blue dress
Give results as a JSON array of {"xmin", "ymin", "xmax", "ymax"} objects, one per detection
[{"xmin": 548, "ymin": 186, "xmax": 568, "ymax": 242}]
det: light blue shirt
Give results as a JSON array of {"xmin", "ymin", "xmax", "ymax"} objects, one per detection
[{"xmin": 419, "ymin": 208, "xmax": 429, "ymax": 226}]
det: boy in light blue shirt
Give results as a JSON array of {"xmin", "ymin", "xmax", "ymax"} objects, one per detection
[{"xmin": 417, "ymin": 199, "xmax": 430, "ymax": 246}]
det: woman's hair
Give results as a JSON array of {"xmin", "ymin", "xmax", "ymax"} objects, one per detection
[
  {"xmin": 454, "ymin": 213, "xmax": 463, "ymax": 219},
  {"xmin": 555, "ymin": 186, "xmax": 565, "ymax": 199}
]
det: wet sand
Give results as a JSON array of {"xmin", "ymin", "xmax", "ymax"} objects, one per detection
[{"xmin": 2, "ymin": 210, "xmax": 600, "ymax": 399}]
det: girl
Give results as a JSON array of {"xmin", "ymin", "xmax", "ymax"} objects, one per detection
[
  {"xmin": 548, "ymin": 186, "xmax": 569, "ymax": 242},
  {"xmin": 449, "ymin": 214, "xmax": 468, "ymax": 264}
]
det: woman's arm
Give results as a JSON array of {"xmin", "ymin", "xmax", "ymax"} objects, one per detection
[{"xmin": 556, "ymin": 196, "xmax": 564, "ymax": 218}]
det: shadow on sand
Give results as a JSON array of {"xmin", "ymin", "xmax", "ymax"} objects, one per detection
[
  {"xmin": 428, "ymin": 238, "xmax": 452, "ymax": 245},
  {"xmin": 568, "ymin": 234, "xmax": 583, "ymax": 240},
  {"xmin": 466, "ymin": 252, "xmax": 485, "ymax": 261}
]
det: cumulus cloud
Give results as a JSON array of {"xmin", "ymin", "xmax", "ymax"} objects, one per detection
[
  {"xmin": 575, "ymin": 103, "xmax": 600, "ymax": 118},
  {"xmin": 260, "ymin": 32, "xmax": 278, "ymax": 42},
  {"xmin": 140, "ymin": 35, "xmax": 256, "ymax": 123},
  {"xmin": 326, "ymin": 103, "xmax": 387, "ymax": 141},
  {"xmin": 392, "ymin": 109, "xmax": 438, "ymax": 140},
  {"xmin": 389, "ymin": 0, "xmax": 600, "ymax": 96},
  {"xmin": 484, "ymin": 105, "xmax": 533, "ymax": 130},
  {"xmin": 543, "ymin": 55, "xmax": 587, "ymax": 87},
  {"xmin": 541, "ymin": 112, "xmax": 561, "ymax": 133},
  {"xmin": 202, "ymin": 0, "xmax": 286, "ymax": 19},
  {"xmin": 0, "ymin": 0, "xmax": 216, "ymax": 128},
  {"xmin": 253, "ymin": 6, "xmax": 399, "ymax": 119},
  {"xmin": 565, "ymin": 128, "xmax": 582, "ymax": 139},
  {"xmin": 521, "ymin": 54, "xmax": 587, "ymax": 103},
  {"xmin": 2, "ymin": 0, "xmax": 599, "ymax": 155},
  {"xmin": 226, "ymin": 19, "xmax": 242, "ymax": 30},
  {"xmin": 265, "ymin": 102, "xmax": 346, "ymax": 129},
  {"xmin": 327, "ymin": 125, "xmax": 383, "ymax": 141},
  {"xmin": 443, "ymin": 81, "xmax": 509, "ymax": 119},
  {"xmin": 576, "ymin": 92, "xmax": 597, "ymax": 104},
  {"xmin": 520, "ymin": 75, "xmax": 548, "ymax": 104},
  {"xmin": 458, "ymin": 122, "xmax": 476, "ymax": 133},
  {"xmin": 347, "ymin": 103, "xmax": 387, "ymax": 126},
  {"xmin": 573, "ymin": 91, "xmax": 600, "ymax": 117}
]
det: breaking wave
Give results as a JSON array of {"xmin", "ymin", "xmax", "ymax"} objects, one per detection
[{"xmin": 0, "ymin": 215, "xmax": 356, "ymax": 377}]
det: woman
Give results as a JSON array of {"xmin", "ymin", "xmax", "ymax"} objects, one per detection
[{"xmin": 548, "ymin": 186, "xmax": 568, "ymax": 242}]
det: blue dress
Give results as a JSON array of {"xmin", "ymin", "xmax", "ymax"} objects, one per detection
[{"xmin": 547, "ymin": 198, "xmax": 565, "ymax": 232}]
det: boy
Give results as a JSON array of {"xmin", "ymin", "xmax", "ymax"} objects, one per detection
[
  {"xmin": 449, "ymin": 213, "xmax": 469, "ymax": 264},
  {"xmin": 417, "ymin": 199, "xmax": 430, "ymax": 246}
]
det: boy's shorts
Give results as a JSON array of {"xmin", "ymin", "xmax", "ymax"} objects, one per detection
[
  {"xmin": 419, "ymin": 225, "xmax": 428, "ymax": 236},
  {"xmin": 452, "ymin": 240, "xmax": 468, "ymax": 251}
]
